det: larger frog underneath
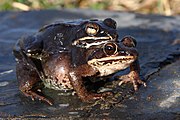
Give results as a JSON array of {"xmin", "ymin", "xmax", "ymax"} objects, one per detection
[{"xmin": 13, "ymin": 18, "xmax": 146, "ymax": 105}]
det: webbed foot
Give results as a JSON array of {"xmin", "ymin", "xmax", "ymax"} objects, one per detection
[
  {"xmin": 117, "ymin": 71, "xmax": 146, "ymax": 91},
  {"xmin": 22, "ymin": 90, "xmax": 53, "ymax": 105}
]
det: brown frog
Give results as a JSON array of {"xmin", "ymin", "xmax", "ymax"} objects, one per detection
[{"xmin": 13, "ymin": 18, "xmax": 146, "ymax": 105}]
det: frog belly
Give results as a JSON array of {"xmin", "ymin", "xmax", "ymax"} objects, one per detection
[{"xmin": 42, "ymin": 77, "xmax": 73, "ymax": 91}]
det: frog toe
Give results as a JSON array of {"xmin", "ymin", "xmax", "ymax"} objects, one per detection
[
  {"xmin": 22, "ymin": 90, "xmax": 53, "ymax": 105},
  {"xmin": 118, "ymin": 76, "xmax": 146, "ymax": 91}
]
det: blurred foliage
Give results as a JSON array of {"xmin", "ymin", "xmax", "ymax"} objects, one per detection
[{"xmin": 0, "ymin": 0, "xmax": 179, "ymax": 16}]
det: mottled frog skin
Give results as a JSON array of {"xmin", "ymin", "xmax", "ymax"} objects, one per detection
[{"xmin": 13, "ymin": 18, "xmax": 146, "ymax": 105}]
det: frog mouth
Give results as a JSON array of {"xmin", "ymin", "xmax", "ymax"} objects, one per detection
[
  {"xmin": 88, "ymin": 56, "xmax": 135, "ymax": 65},
  {"xmin": 72, "ymin": 36, "xmax": 112, "ymax": 48}
]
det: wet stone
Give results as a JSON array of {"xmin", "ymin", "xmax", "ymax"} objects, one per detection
[
  {"xmin": 0, "ymin": 81, "xmax": 9, "ymax": 87},
  {"xmin": 0, "ymin": 9, "xmax": 179, "ymax": 119}
]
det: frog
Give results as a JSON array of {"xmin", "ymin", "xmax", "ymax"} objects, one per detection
[{"xmin": 13, "ymin": 18, "xmax": 146, "ymax": 105}]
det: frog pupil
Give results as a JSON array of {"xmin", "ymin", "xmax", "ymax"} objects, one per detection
[{"xmin": 106, "ymin": 45, "xmax": 113, "ymax": 51}]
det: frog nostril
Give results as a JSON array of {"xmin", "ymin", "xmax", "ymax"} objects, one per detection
[
  {"xmin": 119, "ymin": 50, "xmax": 132, "ymax": 56},
  {"xmin": 119, "ymin": 50, "xmax": 127, "ymax": 55},
  {"xmin": 120, "ymin": 50, "xmax": 125, "ymax": 54},
  {"xmin": 126, "ymin": 51, "xmax": 131, "ymax": 56}
]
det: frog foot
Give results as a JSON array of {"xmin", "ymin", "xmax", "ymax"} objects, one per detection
[
  {"xmin": 22, "ymin": 90, "xmax": 53, "ymax": 105},
  {"xmin": 117, "ymin": 71, "xmax": 146, "ymax": 91}
]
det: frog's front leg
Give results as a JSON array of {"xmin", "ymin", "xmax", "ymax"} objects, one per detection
[
  {"xmin": 16, "ymin": 59, "xmax": 53, "ymax": 105},
  {"xmin": 117, "ymin": 60, "xmax": 146, "ymax": 91},
  {"xmin": 69, "ymin": 65, "xmax": 112, "ymax": 102}
]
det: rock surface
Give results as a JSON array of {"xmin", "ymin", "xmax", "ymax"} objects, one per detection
[{"xmin": 0, "ymin": 9, "xmax": 179, "ymax": 119}]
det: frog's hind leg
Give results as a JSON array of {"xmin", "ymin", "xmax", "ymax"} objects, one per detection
[{"xmin": 16, "ymin": 60, "xmax": 53, "ymax": 105}]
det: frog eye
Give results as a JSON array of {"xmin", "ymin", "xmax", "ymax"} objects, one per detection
[
  {"xmin": 103, "ymin": 43, "xmax": 118, "ymax": 56},
  {"xmin": 85, "ymin": 23, "xmax": 99, "ymax": 36},
  {"xmin": 121, "ymin": 36, "xmax": 137, "ymax": 47},
  {"xmin": 103, "ymin": 18, "xmax": 117, "ymax": 29}
]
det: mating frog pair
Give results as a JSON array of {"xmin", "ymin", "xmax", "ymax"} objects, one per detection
[{"xmin": 13, "ymin": 18, "xmax": 146, "ymax": 105}]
